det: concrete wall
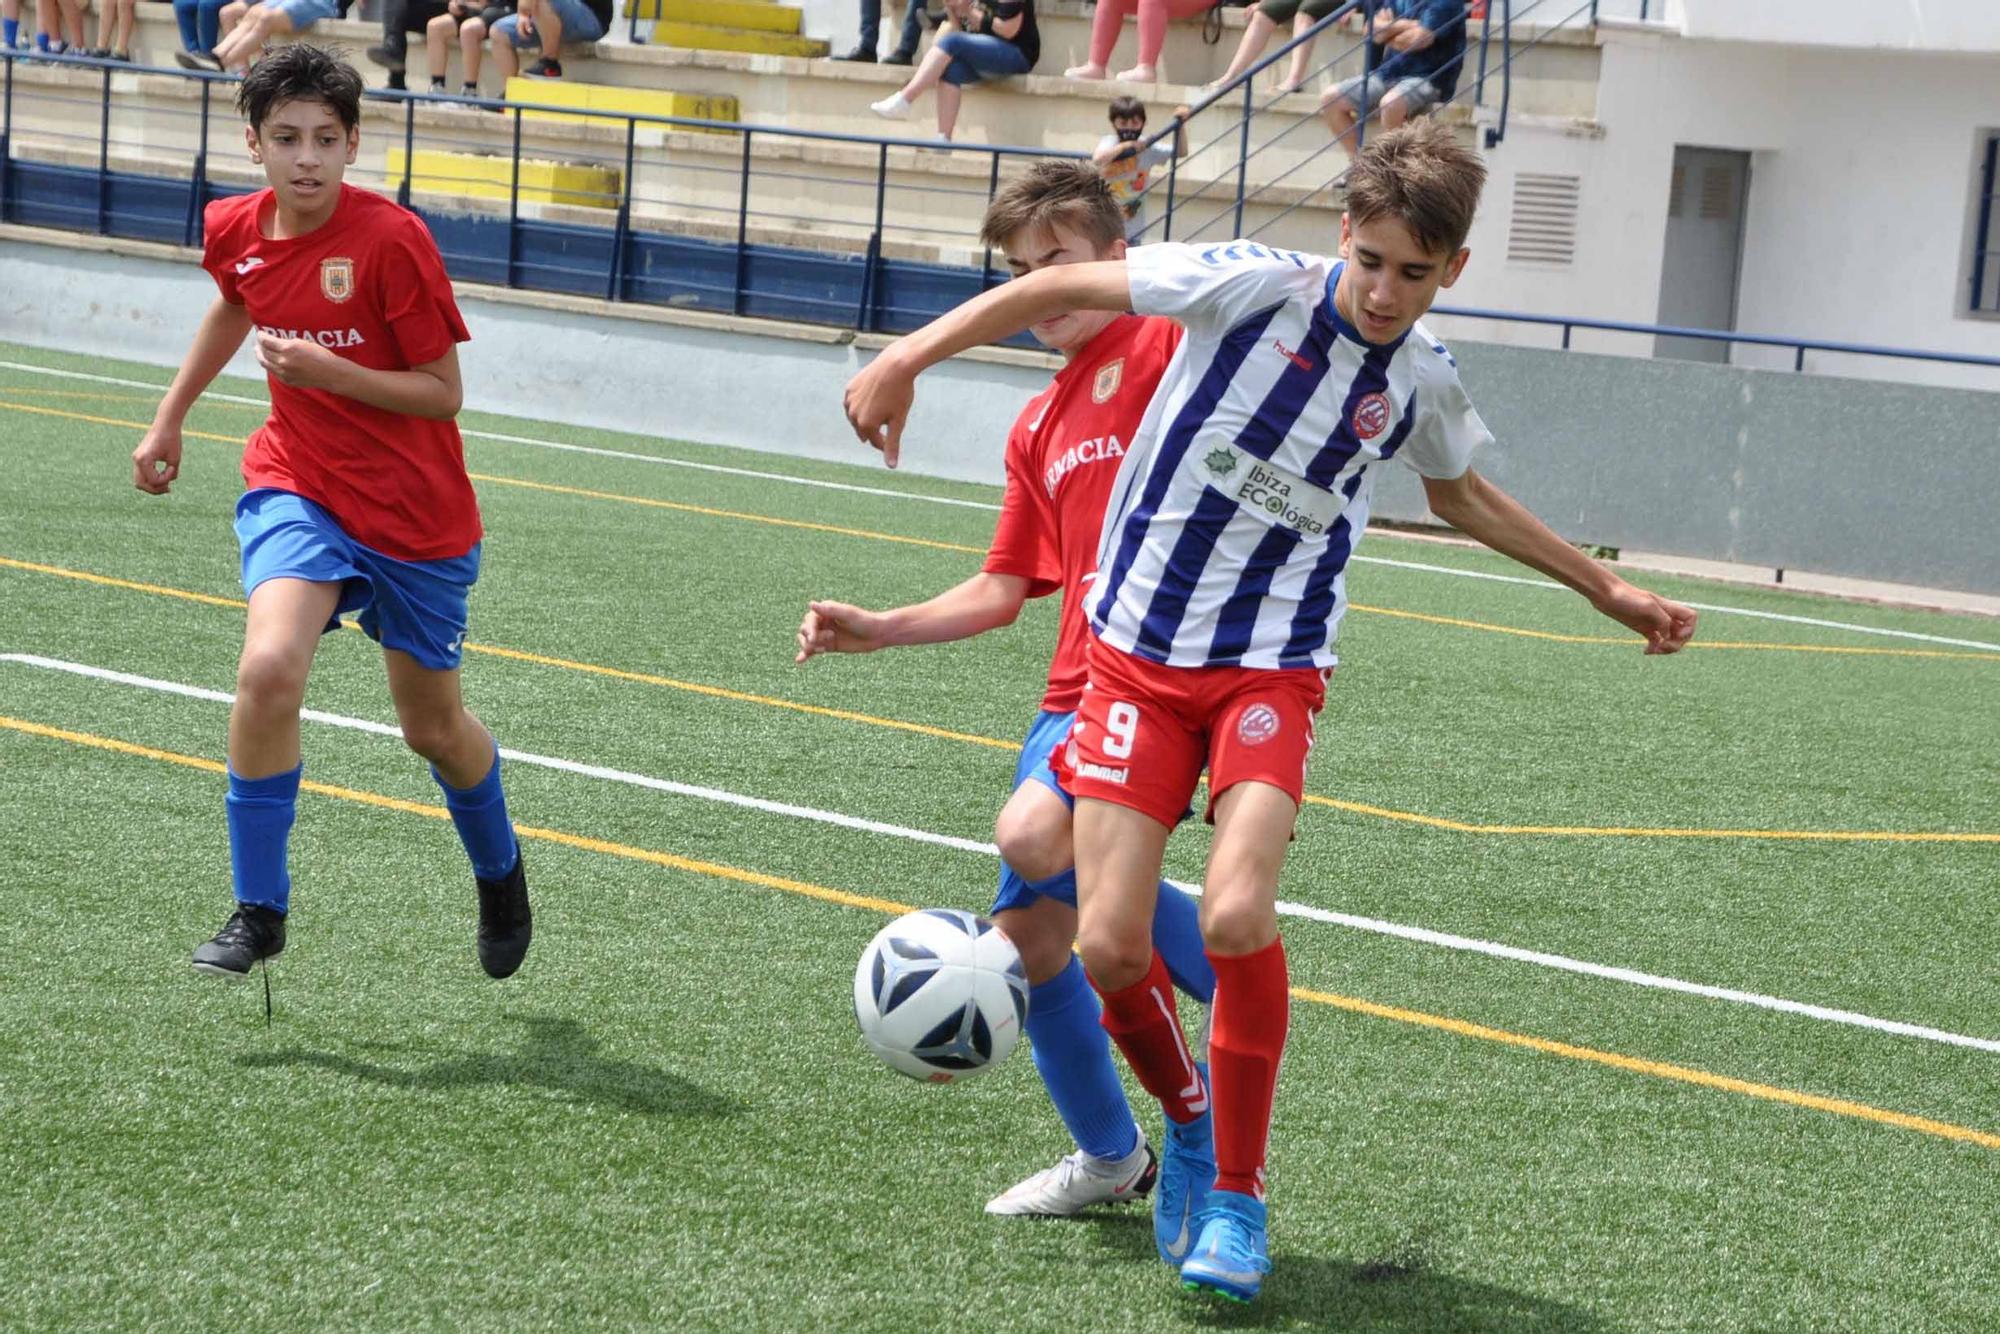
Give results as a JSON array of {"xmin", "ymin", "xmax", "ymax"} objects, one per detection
[
  {"xmin": 4, "ymin": 229, "xmax": 1995, "ymax": 593},
  {"xmin": 1677, "ymin": 0, "xmax": 2000, "ymax": 52},
  {"xmin": 1443, "ymin": 27, "xmax": 2000, "ymax": 391}
]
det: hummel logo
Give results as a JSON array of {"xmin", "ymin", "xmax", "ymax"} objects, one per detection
[
  {"xmin": 234, "ymin": 257, "xmax": 266, "ymax": 275},
  {"xmin": 1273, "ymin": 338, "xmax": 1314, "ymax": 371}
]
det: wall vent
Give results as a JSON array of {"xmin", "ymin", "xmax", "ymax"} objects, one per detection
[
  {"xmin": 1698, "ymin": 164, "xmax": 1735, "ymax": 220},
  {"xmin": 1507, "ymin": 172, "xmax": 1580, "ymax": 265}
]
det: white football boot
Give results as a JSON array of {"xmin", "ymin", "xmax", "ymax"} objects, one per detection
[{"xmin": 984, "ymin": 1142, "xmax": 1158, "ymax": 1217}]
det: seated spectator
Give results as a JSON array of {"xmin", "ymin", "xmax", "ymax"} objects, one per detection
[
  {"xmin": 1318, "ymin": 1, "xmax": 1465, "ymax": 150},
  {"xmin": 489, "ymin": 0, "xmax": 607, "ymax": 78},
  {"xmin": 832, "ymin": 0, "xmax": 933, "ymax": 65},
  {"xmin": 1208, "ymin": 0, "xmax": 1344, "ymax": 96},
  {"xmin": 88, "ymin": 0, "xmax": 136, "ymax": 60},
  {"xmin": 1092, "ymin": 94, "xmax": 1188, "ymax": 243},
  {"xmin": 178, "ymin": 0, "xmax": 339, "ymax": 71},
  {"xmin": 869, "ymin": 0, "xmax": 1035, "ymax": 142},
  {"xmin": 425, "ymin": 0, "xmax": 514, "ymax": 98},
  {"xmin": 1063, "ymin": 0, "xmax": 1207, "ymax": 84},
  {"xmin": 170, "ymin": 0, "xmax": 230, "ymax": 58},
  {"xmin": 367, "ymin": 0, "xmax": 452, "ymax": 92},
  {"xmin": 32, "ymin": 0, "xmax": 84, "ymax": 54}
]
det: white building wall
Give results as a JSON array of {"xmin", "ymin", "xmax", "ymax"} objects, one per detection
[
  {"xmin": 1433, "ymin": 27, "xmax": 2000, "ymax": 390},
  {"xmin": 1678, "ymin": 0, "xmax": 2000, "ymax": 52}
]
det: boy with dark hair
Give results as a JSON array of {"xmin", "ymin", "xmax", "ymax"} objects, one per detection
[
  {"xmin": 844, "ymin": 117, "xmax": 1696, "ymax": 1303},
  {"xmin": 800, "ymin": 161, "xmax": 1219, "ymax": 1245},
  {"xmin": 131, "ymin": 43, "xmax": 533, "ymax": 984},
  {"xmin": 1092, "ymin": 95, "xmax": 1190, "ymax": 244}
]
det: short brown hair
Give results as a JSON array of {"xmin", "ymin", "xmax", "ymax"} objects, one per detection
[
  {"xmin": 1344, "ymin": 118, "xmax": 1486, "ymax": 256},
  {"xmin": 980, "ymin": 159, "xmax": 1125, "ymax": 254},
  {"xmin": 1107, "ymin": 95, "xmax": 1146, "ymax": 122}
]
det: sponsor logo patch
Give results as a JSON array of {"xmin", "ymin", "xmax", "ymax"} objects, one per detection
[
  {"xmin": 1237, "ymin": 703, "xmax": 1281, "ymax": 745},
  {"xmin": 1351, "ymin": 391, "xmax": 1391, "ymax": 441},
  {"xmin": 1273, "ymin": 338, "xmax": 1314, "ymax": 371},
  {"xmin": 1093, "ymin": 357, "xmax": 1124, "ymax": 403},
  {"xmin": 233, "ymin": 257, "xmax": 266, "ymax": 276},
  {"xmin": 1204, "ymin": 447, "xmax": 1240, "ymax": 478},
  {"xmin": 320, "ymin": 257, "xmax": 355, "ymax": 303}
]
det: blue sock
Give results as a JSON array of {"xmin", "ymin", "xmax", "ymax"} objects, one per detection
[
  {"xmin": 433, "ymin": 743, "xmax": 519, "ymax": 881},
  {"xmin": 35, "ymin": 31, "xmax": 52, "ymax": 51},
  {"xmin": 4, "ymin": 18, "xmax": 19, "ymax": 47},
  {"xmin": 227, "ymin": 765, "xmax": 300, "ymax": 914},
  {"xmin": 1024, "ymin": 950, "xmax": 1142, "ymax": 1163},
  {"xmin": 1153, "ymin": 881, "xmax": 1216, "ymax": 1004}
]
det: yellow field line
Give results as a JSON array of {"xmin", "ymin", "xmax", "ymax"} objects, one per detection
[
  {"xmin": 5, "ymin": 552, "xmax": 1995, "ymax": 844},
  {"xmin": 4, "ymin": 708, "xmax": 1995, "ymax": 1153},
  {"xmin": 6, "ymin": 393, "xmax": 1996, "ymax": 661}
]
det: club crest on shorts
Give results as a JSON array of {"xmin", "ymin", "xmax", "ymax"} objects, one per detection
[
  {"xmin": 1237, "ymin": 703, "xmax": 1281, "ymax": 746},
  {"xmin": 1093, "ymin": 358, "xmax": 1124, "ymax": 403},
  {"xmin": 320, "ymin": 257, "xmax": 355, "ymax": 303},
  {"xmin": 1351, "ymin": 392, "xmax": 1391, "ymax": 441}
]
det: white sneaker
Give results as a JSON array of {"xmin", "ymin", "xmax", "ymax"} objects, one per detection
[
  {"xmin": 870, "ymin": 92, "xmax": 910, "ymax": 119},
  {"xmin": 984, "ymin": 1143, "xmax": 1158, "ymax": 1217}
]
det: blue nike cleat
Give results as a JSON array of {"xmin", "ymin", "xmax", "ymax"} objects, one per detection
[
  {"xmin": 1179, "ymin": 1189, "xmax": 1270, "ymax": 1303},
  {"xmin": 1154, "ymin": 1084, "xmax": 1215, "ymax": 1267}
]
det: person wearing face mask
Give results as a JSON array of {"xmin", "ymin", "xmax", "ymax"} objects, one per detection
[{"xmin": 1092, "ymin": 95, "xmax": 1191, "ymax": 244}]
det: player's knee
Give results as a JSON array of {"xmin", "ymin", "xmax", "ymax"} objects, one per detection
[
  {"xmin": 1077, "ymin": 928, "xmax": 1149, "ymax": 993},
  {"xmin": 397, "ymin": 708, "xmax": 463, "ymax": 762},
  {"xmin": 1198, "ymin": 892, "xmax": 1275, "ymax": 956},
  {"xmin": 993, "ymin": 803, "xmax": 1072, "ymax": 884},
  {"xmin": 235, "ymin": 645, "xmax": 310, "ymax": 713},
  {"xmin": 994, "ymin": 908, "xmax": 1072, "ymax": 986}
]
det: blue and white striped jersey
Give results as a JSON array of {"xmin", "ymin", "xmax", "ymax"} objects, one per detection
[{"xmin": 1089, "ymin": 240, "xmax": 1492, "ymax": 669}]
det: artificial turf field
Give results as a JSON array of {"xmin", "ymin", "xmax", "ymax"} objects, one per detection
[{"xmin": 1, "ymin": 337, "xmax": 1997, "ymax": 1331}]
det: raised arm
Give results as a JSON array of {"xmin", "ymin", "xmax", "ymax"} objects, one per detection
[
  {"xmin": 133, "ymin": 296, "xmax": 255, "ymax": 494},
  {"xmin": 1421, "ymin": 469, "xmax": 1698, "ymax": 654},
  {"xmin": 843, "ymin": 260, "xmax": 1134, "ymax": 467},
  {"xmin": 796, "ymin": 572, "xmax": 1033, "ymax": 662}
]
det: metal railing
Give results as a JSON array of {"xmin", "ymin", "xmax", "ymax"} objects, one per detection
[{"xmin": 3, "ymin": 47, "xmax": 1995, "ymax": 379}]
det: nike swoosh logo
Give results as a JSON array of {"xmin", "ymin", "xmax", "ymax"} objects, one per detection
[
  {"xmin": 234, "ymin": 258, "xmax": 265, "ymax": 275},
  {"xmin": 1164, "ymin": 1209, "xmax": 1192, "ymax": 1260},
  {"xmin": 1184, "ymin": 1258, "xmax": 1263, "ymax": 1286}
]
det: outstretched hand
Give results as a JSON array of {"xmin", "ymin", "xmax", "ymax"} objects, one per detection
[
  {"xmin": 1592, "ymin": 581, "xmax": 1699, "ymax": 654},
  {"xmin": 843, "ymin": 349, "xmax": 915, "ymax": 469},
  {"xmin": 797, "ymin": 600, "xmax": 891, "ymax": 662}
]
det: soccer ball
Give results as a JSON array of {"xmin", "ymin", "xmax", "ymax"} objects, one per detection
[{"xmin": 853, "ymin": 908, "xmax": 1030, "ymax": 1083}]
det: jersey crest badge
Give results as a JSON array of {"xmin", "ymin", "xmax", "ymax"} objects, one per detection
[
  {"xmin": 1204, "ymin": 447, "xmax": 1239, "ymax": 479},
  {"xmin": 1237, "ymin": 703, "xmax": 1280, "ymax": 746},
  {"xmin": 1351, "ymin": 392, "xmax": 1390, "ymax": 441},
  {"xmin": 1093, "ymin": 358, "xmax": 1124, "ymax": 403},
  {"xmin": 320, "ymin": 257, "xmax": 355, "ymax": 303}
]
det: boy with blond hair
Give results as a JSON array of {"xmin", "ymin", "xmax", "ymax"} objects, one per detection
[{"xmin": 844, "ymin": 118, "xmax": 1696, "ymax": 1303}]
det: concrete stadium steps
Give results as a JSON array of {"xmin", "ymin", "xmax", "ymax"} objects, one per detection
[
  {"xmin": 4, "ymin": 61, "xmax": 1352, "ymax": 253},
  {"xmin": 623, "ymin": 0, "xmax": 831, "ymax": 57},
  {"xmin": 385, "ymin": 145, "xmax": 624, "ymax": 208},
  {"xmin": 500, "ymin": 75, "xmax": 739, "ymax": 127}
]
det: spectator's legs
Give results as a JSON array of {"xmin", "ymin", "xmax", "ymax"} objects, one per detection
[
  {"xmin": 491, "ymin": 12, "xmax": 524, "ymax": 78},
  {"xmin": 197, "ymin": 0, "xmax": 223, "ymax": 50},
  {"xmin": 172, "ymin": 0, "xmax": 200, "ymax": 49},
  {"xmin": 1317, "ymin": 88, "xmax": 1361, "ymax": 150},
  {"xmin": 534, "ymin": 0, "xmax": 561, "ymax": 63},
  {"xmin": 891, "ymin": 37, "xmax": 951, "ymax": 103},
  {"xmin": 854, "ymin": 0, "xmax": 878, "ymax": 50},
  {"xmin": 425, "ymin": 10, "xmax": 454, "ymax": 83},
  {"xmin": 2, "ymin": 0, "xmax": 17, "ymax": 53},
  {"xmin": 45, "ymin": 0, "xmax": 83, "ymax": 49},
  {"xmin": 214, "ymin": 0, "xmax": 247, "ymax": 52},
  {"xmin": 1279, "ymin": 14, "xmax": 1317, "ymax": 92},
  {"xmin": 1119, "ymin": 0, "xmax": 1209, "ymax": 83},
  {"xmin": 1210, "ymin": 8, "xmax": 1276, "ymax": 88},
  {"xmin": 459, "ymin": 14, "xmax": 486, "ymax": 85},
  {"xmin": 1067, "ymin": 0, "xmax": 1129, "ymax": 78},
  {"xmin": 889, "ymin": 0, "xmax": 921, "ymax": 58},
  {"xmin": 935, "ymin": 76, "xmax": 960, "ymax": 139},
  {"xmin": 1376, "ymin": 90, "xmax": 1410, "ymax": 129},
  {"xmin": 214, "ymin": 3, "xmax": 289, "ymax": 70}
]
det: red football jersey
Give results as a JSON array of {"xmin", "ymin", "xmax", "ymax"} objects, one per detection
[
  {"xmin": 983, "ymin": 314, "xmax": 1183, "ymax": 713},
  {"xmin": 202, "ymin": 185, "xmax": 479, "ymax": 562}
]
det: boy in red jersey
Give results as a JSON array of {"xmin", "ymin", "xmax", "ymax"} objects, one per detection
[
  {"xmin": 844, "ymin": 121, "xmax": 1696, "ymax": 1303},
  {"xmin": 131, "ymin": 44, "xmax": 531, "ymax": 983},
  {"xmin": 800, "ymin": 164, "xmax": 1218, "ymax": 1251}
]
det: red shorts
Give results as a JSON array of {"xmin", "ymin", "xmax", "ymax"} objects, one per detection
[{"xmin": 1058, "ymin": 636, "xmax": 1330, "ymax": 829}]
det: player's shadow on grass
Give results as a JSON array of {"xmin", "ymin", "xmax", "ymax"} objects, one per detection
[
  {"xmin": 236, "ymin": 1015, "xmax": 740, "ymax": 1119},
  {"xmin": 1084, "ymin": 1218, "xmax": 1606, "ymax": 1330}
]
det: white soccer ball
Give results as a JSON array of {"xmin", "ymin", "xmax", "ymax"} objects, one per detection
[{"xmin": 853, "ymin": 908, "xmax": 1030, "ymax": 1083}]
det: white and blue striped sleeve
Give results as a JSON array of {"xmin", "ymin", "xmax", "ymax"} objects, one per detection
[
  {"xmin": 1401, "ymin": 344, "xmax": 1493, "ymax": 480},
  {"xmin": 1125, "ymin": 241, "xmax": 1331, "ymax": 339}
]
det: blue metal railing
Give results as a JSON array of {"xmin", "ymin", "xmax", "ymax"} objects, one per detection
[
  {"xmin": 1972, "ymin": 132, "xmax": 1998, "ymax": 315},
  {"xmin": 2, "ymin": 48, "xmax": 1995, "ymax": 378}
]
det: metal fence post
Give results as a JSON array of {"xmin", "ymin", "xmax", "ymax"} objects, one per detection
[
  {"xmin": 979, "ymin": 151, "xmax": 1000, "ymax": 289},
  {"xmin": 856, "ymin": 141, "xmax": 888, "ymax": 332},
  {"xmin": 3, "ymin": 54, "xmax": 17, "ymax": 222},
  {"xmin": 185, "ymin": 78, "xmax": 212, "ymax": 246},
  {"xmin": 398, "ymin": 96, "xmax": 415, "ymax": 207},
  {"xmin": 607, "ymin": 116, "xmax": 636, "ymax": 302},
  {"xmin": 1476, "ymin": 0, "xmax": 1493, "ymax": 105},
  {"xmin": 1971, "ymin": 135, "xmax": 1997, "ymax": 313},
  {"xmin": 1487, "ymin": 0, "xmax": 1513, "ymax": 148},
  {"xmin": 506, "ymin": 108, "xmax": 522, "ymax": 288},
  {"xmin": 733, "ymin": 126, "xmax": 753, "ymax": 315},
  {"xmin": 1357, "ymin": 6, "xmax": 1376, "ymax": 154},
  {"xmin": 96, "ymin": 63, "xmax": 112, "ymax": 235},
  {"xmin": 1232, "ymin": 80, "xmax": 1252, "ymax": 237},
  {"xmin": 1163, "ymin": 135, "xmax": 1179, "ymax": 242}
]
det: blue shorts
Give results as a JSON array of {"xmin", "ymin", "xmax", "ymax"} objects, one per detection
[
  {"xmin": 989, "ymin": 708, "xmax": 1076, "ymax": 916},
  {"xmin": 235, "ymin": 488, "xmax": 480, "ymax": 672},
  {"xmin": 255, "ymin": 0, "xmax": 339, "ymax": 29}
]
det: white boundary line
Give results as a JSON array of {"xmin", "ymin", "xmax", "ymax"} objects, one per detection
[
  {"xmin": 5, "ymin": 355, "xmax": 1997, "ymax": 654},
  {"xmin": 8, "ymin": 648, "xmax": 1999, "ymax": 1058}
]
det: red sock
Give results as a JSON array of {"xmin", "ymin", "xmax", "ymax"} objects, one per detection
[
  {"xmin": 1207, "ymin": 937, "xmax": 1290, "ymax": 1200},
  {"xmin": 1089, "ymin": 950, "xmax": 1208, "ymax": 1124}
]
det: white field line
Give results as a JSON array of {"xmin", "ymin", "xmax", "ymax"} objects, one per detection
[
  {"xmin": 5, "ymin": 356, "xmax": 1996, "ymax": 654},
  {"xmin": 8, "ymin": 649, "xmax": 2000, "ymax": 1058}
]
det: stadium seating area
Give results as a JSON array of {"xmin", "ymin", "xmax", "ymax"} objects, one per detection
[{"xmin": 2, "ymin": 2, "xmax": 1599, "ymax": 266}]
